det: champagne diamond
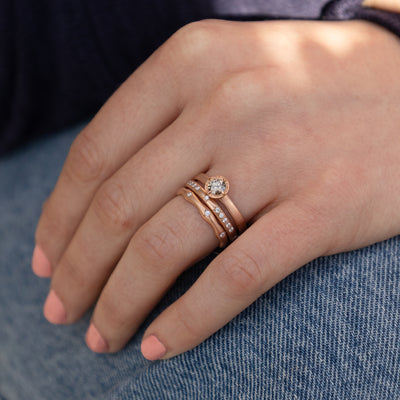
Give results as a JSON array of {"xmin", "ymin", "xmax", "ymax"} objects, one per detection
[{"xmin": 205, "ymin": 176, "xmax": 229, "ymax": 199}]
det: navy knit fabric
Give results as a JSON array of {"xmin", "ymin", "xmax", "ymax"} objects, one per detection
[{"xmin": 0, "ymin": 0, "xmax": 399, "ymax": 156}]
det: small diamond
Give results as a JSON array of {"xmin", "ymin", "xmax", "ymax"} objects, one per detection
[
  {"xmin": 222, "ymin": 218, "xmax": 228, "ymax": 224},
  {"xmin": 219, "ymin": 232, "xmax": 226, "ymax": 238},
  {"xmin": 215, "ymin": 207, "xmax": 221, "ymax": 213},
  {"xmin": 219, "ymin": 213, "xmax": 225, "ymax": 219},
  {"xmin": 186, "ymin": 192, "xmax": 192, "ymax": 197},
  {"xmin": 195, "ymin": 186, "xmax": 200, "ymax": 190},
  {"xmin": 204, "ymin": 210, "xmax": 211, "ymax": 217},
  {"xmin": 229, "ymin": 227, "xmax": 234, "ymax": 233},
  {"xmin": 204, "ymin": 195, "xmax": 210, "ymax": 201},
  {"xmin": 226, "ymin": 223, "xmax": 232, "ymax": 229}
]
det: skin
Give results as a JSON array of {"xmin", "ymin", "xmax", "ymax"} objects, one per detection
[
  {"xmin": 34, "ymin": 19, "xmax": 400, "ymax": 359},
  {"xmin": 362, "ymin": 0, "xmax": 400, "ymax": 13}
]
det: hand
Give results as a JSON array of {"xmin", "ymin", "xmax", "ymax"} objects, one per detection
[{"xmin": 33, "ymin": 19, "xmax": 400, "ymax": 360}]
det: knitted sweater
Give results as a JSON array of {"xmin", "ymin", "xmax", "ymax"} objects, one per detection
[{"xmin": 1, "ymin": 0, "xmax": 399, "ymax": 156}]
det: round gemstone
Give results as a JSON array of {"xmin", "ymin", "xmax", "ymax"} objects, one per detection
[
  {"xmin": 222, "ymin": 218, "xmax": 228, "ymax": 224},
  {"xmin": 204, "ymin": 210, "xmax": 211, "ymax": 217},
  {"xmin": 187, "ymin": 192, "xmax": 192, "ymax": 197},
  {"xmin": 205, "ymin": 176, "xmax": 229, "ymax": 199},
  {"xmin": 229, "ymin": 227, "xmax": 234, "ymax": 233},
  {"xmin": 219, "ymin": 232, "xmax": 226, "ymax": 238},
  {"xmin": 219, "ymin": 213, "xmax": 225, "ymax": 219},
  {"xmin": 226, "ymin": 223, "xmax": 232, "ymax": 229},
  {"xmin": 204, "ymin": 195, "xmax": 210, "ymax": 201},
  {"xmin": 215, "ymin": 207, "xmax": 221, "ymax": 213}
]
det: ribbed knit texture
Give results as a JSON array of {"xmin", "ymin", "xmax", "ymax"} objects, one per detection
[{"xmin": 1, "ymin": 0, "xmax": 400, "ymax": 156}]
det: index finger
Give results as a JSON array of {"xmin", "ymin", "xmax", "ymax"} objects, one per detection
[{"xmin": 33, "ymin": 36, "xmax": 184, "ymax": 274}]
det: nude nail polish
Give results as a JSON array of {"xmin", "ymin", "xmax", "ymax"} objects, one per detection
[
  {"xmin": 43, "ymin": 290, "xmax": 67, "ymax": 324},
  {"xmin": 141, "ymin": 335, "xmax": 167, "ymax": 361},
  {"xmin": 32, "ymin": 245, "xmax": 52, "ymax": 277},
  {"xmin": 86, "ymin": 323, "xmax": 108, "ymax": 353}
]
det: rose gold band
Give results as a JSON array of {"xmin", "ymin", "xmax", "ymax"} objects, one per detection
[
  {"xmin": 177, "ymin": 187, "xmax": 228, "ymax": 248},
  {"xmin": 185, "ymin": 180, "xmax": 238, "ymax": 241},
  {"xmin": 177, "ymin": 173, "xmax": 247, "ymax": 249},
  {"xmin": 194, "ymin": 173, "xmax": 247, "ymax": 233}
]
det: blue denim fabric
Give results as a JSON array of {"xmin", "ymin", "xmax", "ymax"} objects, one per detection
[{"xmin": 0, "ymin": 126, "xmax": 399, "ymax": 399}]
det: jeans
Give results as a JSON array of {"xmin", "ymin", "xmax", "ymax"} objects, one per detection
[{"xmin": 0, "ymin": 126, "xmax": 399, "ymax": 400}]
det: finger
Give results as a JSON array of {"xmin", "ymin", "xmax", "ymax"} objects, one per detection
[
  {"xmin": 81, "ymin": 146, "xmax": 282, "ymax": 352},
  {"xmin": 43, "ymin": 111, "xmax": 213, "ymax": 325},
  {"xmin": 33, "ymin": 38, "xmax": 185, "ymax": 276},
  {"xmin": 85, "ymin": 195, "xmax": 217, "ymax": 353},
  {"xmin": 139, "ymin": 199, "xmax": 330, "ymax": 360}
]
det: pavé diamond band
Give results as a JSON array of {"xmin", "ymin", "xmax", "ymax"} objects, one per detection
[
  {"xmin": 194, "ymin": 173, "xmax": 247, "ymax": 234},
  {"xmin": 177, "ymin": 187, "xmax": 228, "ymax": 248},
  {"xmin": 184, "ymin": 180, "xmax": 237, "ymax": 242},
  {"xmin": 177, "ymin": 174, "xmax": 246, "ymax": 248}
]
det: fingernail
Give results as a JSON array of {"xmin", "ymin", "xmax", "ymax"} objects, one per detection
[
  {"xmin": 86, "ymin": 323, "xmax": 108, "ymax": 353},
  {"xmin": 141, "ymin": 335, "xmax": 167, "ymax": 361},
  {"xmin": 32, "ymin": 245, "xmax": 52, "ymax": 277},
  {"xmin": 43, "ymin": 290, "xmax": 67, "ymax": 324}
]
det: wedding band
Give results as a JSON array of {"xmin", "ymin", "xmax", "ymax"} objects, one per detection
[
  {"xmin": 194, "ymin": 173, "xmax": 247, "ymax": 233},
  {"xmin": 185, "ymin": 180, "xmax": 238, "ymax": 241},
  {"xmin": 177, "ymin": 187, "xmax": 228, "ymax": 248},
  {"xmin": 177, "ymin": 174, "xmax": 246, "ymax": 248}
]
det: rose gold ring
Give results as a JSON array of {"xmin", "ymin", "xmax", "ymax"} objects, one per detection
[
  {"xmin": 177, "ymin": 173, "xmax": 246, "ymax": 248},
  {"xmin": 194, "ymin": 173, "xmax": 246, "ymax": 234},
  {"xmin": 185, "ymin": 180, "xmax": 238, "ymax": 242},
  {"xmin": 177, "ymin": 187, "xmax": 228, "ymax": 248}
]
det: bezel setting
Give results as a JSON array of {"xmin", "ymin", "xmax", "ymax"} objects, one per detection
[{"xmin": 205, "ymin": 176, "xmax": 230, "ymax": 199}]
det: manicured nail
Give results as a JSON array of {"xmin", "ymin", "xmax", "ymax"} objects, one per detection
[
  {"xmin": 141, "ymin": 335, "xmax": 167, "ymax": 361},
  {"xmin": 32, "ymin": 245, "xmax": 52, "ymax": 277},
  {"xmin": 43, "ymin": 290, "xmax": 67, "ymax": 324},
  {"xmin": 86, "ymin": 323, "xmax": 108, "ymax": 353}
]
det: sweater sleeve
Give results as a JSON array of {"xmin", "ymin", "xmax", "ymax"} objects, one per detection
[
  {"xmin": 1, "ymin": 0, "xmax": 400, "ymax": 157},
  {"xmin": 0, "ymin": 1, "xmax": 114, "ymax": 157},
  {"xmin": 322, "ymin": 0, "xmax": 400, "ymax": 39},
  {"xmin": 0, "ymin": 0, "xmax": 210, "ymax": 157}
]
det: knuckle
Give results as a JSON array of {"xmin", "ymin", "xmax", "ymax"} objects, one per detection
[
  {"xmin": 213, "ymin": 69, "xmax": 272, "ymax": 116},
  {"xmin": 174, "ymin": 302, "xmax": 201, "ymax": 342},
  {"xmin": 35, "ymin": 200, "xmax": 71, "ymax": 265},
  {"xmin": 320, "ymin": 162, "xmax": 355, "ymax": 196},
  {"xmin": 134, "ymin": 219, "xmax": 184, "ymax": 274},
  {"xmin": 310, "ymin": 161, "xmax": 357, "ymax": 216},
  {"xmin": 58, "ymin": 252, "xmax": 87, "ymax": 290},
  {"xmin": 93, "ymin": 181, "xmax": 135, "ymax": 232},
  {"xmin": 65, "ymin": 131, "xmax": 104, "ymax": 183},
  {"xmin": 217, "ymin": 249, "xmax": 264, "ymax": 298},
  {"xmin": 168, "ymin": 20, "xmax": 221, "ymax": 61},
  {"xmin": 99, "ymin": 296, "xmax": 132, "ymax": 331}
]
